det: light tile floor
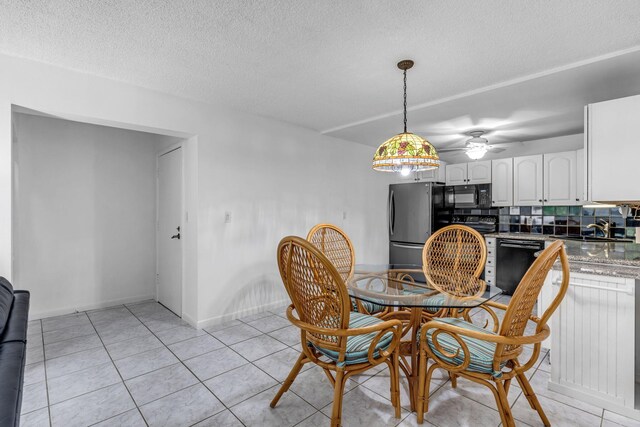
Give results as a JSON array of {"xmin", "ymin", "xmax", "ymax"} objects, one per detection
[{"xmin": 20, "ymin": 297, "xmax": 639, "ymax": 427}]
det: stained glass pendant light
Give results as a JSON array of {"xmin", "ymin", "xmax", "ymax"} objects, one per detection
[{"xmin": 373, "ymin": 60, "xmax": 440, "ymax": 174}]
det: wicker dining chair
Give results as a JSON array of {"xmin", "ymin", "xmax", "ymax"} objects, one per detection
[
  {"xmin": 307, "ymin": 223, "xmax": 386, "ymax": 316},
  {"xmin": 416, "ymin": 240, "xmax": 570, "ymax": 427},
  {"xmin": 271, "ymin": 236, "xmax": 403, "ymax": 427},
  {"xmin": 420, "ymin": 225, "xmax": 487, "ymax": 316}
]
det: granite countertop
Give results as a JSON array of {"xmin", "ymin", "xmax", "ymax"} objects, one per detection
[
  {"xmin": 558, "ymin": 240, "xmax": 640, "ymax": 279},
  {"xmin": 485, "ymin": 233, "xmax": 640, "ymax": 279}
]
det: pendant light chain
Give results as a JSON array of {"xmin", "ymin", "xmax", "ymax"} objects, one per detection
[
  {"xmin": 372, "ymin": 58, "xmax": 440, "ymax": 173},
  {"xmin": 403, "ymin": 69, "xmax": 407, "ymax": 133}
]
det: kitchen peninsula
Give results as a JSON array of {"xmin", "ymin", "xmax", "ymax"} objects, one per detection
[{"xmin": 487, "ymin": 232, "xmax": 640, "ymax": 420}]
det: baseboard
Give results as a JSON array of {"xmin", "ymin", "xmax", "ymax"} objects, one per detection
[
  {"xmin": 548, "ymin": 380, "xmax": 640, "ymax": 421},
  {"xmin": 181, "ymin": 311, "xmax": 198, "ymax": 328},
  {"xmin": 196, "ymin": 298, "xmax": 289, "ymax": 330},
  {"xmin": 28, "ymin": 294, "xmax": 157, "ymax": 320}
]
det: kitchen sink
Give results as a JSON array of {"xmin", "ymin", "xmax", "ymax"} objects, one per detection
[{"xmin": 552, "ymin": 235, "xmax": 634, "ymax": 243}]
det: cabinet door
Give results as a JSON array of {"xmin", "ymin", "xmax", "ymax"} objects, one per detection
[
  {"xmin": 576, "ymin": 149, "xmax": 585, "ymax": 204},
  {"xmin": 467, "ymin": 160, "xmax": 492, "ymax": 184},
  {"xmin": 543, "ymin": 151, "xmax": 577, "ymax": 205},
  {"xmin": 419, "ymin": 161, "xmax": 446, "ymax": 182},
  {"xmin": 445, "ymin": 163, "xmax": 467, "ymax": 185},
  {"xmin": 513, "ymin": 155, "xmax": 543, "ymax": 206},
  {"xmin": 491, "ymin": 158, "xmax": 513, "ymax": 206},
  {"xmin": 588, "ymin": 94, "xmax": 640, "ymax": 202}
]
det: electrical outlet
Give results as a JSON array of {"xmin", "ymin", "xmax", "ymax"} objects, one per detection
[{"xmin": 224, "ymin": 211, "xmax": 232, "ymax": 223}]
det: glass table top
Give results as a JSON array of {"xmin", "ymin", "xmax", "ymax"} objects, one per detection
[{"xmin": 347, "ymin": 264, "xmax": 502, "ymax": 309}]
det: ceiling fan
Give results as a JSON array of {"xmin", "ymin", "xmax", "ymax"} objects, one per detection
[{"xmin": 438, "ymin": 131, "xmax": 511, "ymax": 160}]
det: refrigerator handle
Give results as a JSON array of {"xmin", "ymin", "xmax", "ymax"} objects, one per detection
[
  {"xmin": 391, "ymin": 243, "xmax": 424, "ymax": 250},
  {"xmin": 389, "ymin": 190, "xmax": 395, "ymax": 236}
]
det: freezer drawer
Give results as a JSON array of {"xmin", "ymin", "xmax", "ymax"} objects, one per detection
[{"xmin": 389, "ymin": 242, "xmax": 426, "ymax": 283}]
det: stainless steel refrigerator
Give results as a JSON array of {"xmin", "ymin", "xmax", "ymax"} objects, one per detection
[{"xmin": 388, "ymin": 182, "xmax": 437, "ymax": 280}]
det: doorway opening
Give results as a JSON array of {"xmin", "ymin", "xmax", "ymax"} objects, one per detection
[{"xmin": 11, "ymin": 107, "xmax": 191, "ymax": 319}]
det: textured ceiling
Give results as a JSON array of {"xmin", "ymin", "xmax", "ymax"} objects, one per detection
[
  {"xmin": 330, "ymin": 48, "xmax": 640, "ymax": 151},
  {"xmin": 2, "ymin": 1, "xmax": 640, "ymax": 140}
]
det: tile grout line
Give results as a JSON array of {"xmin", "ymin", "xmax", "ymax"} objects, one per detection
[
  {"xmin": 38, "ymin": 319, "xmax": 53, "ymax": 427},
  {"xmin": 84, "ymin": 310, "xmax": 150, "ymax": 427},
  {"xmin": 122, "ymin": 304, "xmax": 249, "ymax": 427}
]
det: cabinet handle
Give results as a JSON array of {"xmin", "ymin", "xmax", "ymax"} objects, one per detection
[
  {"xmin": 544, "ymin": 199, "xmax": 548, "ymax": 202},
  {"xmin": 576, "ymin": 198, "xmax": 579, "ymax": 201},
  {"xmin": 538, "ymin": 199, "xmax": 542, "ymax": 202}
]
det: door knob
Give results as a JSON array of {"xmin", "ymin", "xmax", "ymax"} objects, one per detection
[{"xmin": 171, "ymin": 226, "xmax": 180, "ymax": 240}]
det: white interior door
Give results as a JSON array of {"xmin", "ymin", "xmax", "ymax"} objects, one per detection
[{"xmin": 157, "ymin": 147, "xmax": 182, "ymax": 316}]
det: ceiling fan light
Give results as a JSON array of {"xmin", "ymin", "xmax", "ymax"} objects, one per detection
[{"xmin": 466, "ymin": 145, "xmax": 488, "ymax": 160}]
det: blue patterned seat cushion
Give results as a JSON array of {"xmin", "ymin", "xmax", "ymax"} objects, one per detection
[
  {"xmin": 402, "ymin": 289, "xmax": 444, "ymax": 313},
  {"xmin": 311, "ymin": 312, "xmax": 394, "ymax": 366},
  {"xmin": 424, "ymin": 317, "xmax": 506, "ymax": 377},
  {"xmin": 352, "ymin": 298, "xmax": 385, "ymax": 314},
  {"xmin": 422, "ymin": 294, "xmax": 445, "ymax": 313}
]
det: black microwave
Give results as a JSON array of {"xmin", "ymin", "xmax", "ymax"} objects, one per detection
[{"xmin": 444, "ymin": 184, "xmax": 492, "ymax": 209}]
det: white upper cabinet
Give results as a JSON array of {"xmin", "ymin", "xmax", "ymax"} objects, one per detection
[
  {"xmin": 445, "ymin": 160, "xmax": 491, "ymax": 185},
  {"xmin": 396, "ymin": 161, "xmax": 447, "ymax": 182},
  {"xmin": 543, "ymin": 151, "xmax": 577, "ymax": 206},
  {"xmin": 419, "ymin": 161, "xmax": 447, "ymax": 182},
  {"xmin": 587, "ymin": 94, "xmax": 640, "ymax": 202},
  {"xmin": 467, "ymin": 161, "xmax": 492, "ymax": 184},
  {"xmin": 491, "ymin": 158, "xmax": 513, "ymax": 206},
  {"xmin": 445, "ymin": 163, "xmax": 468, "ymax": 185},
  {"xmin": 513, "ymin": 155, "xmax": 543, "ymax": 206},
  {"xmin": 576, "ymin": 149, "xmax": 586, "ymax": 204}
]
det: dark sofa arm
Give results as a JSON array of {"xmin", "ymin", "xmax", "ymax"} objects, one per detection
[
  {"xmin": 1, "ymin": 291, "xmax": 30, "ymax": 343},
  {"xmin": 0, "ymin": 342, "xmax": 27, "ymax": 427},
  {"xmin": 0, "ymin": 290, "xmax": 31, "ymax": 427}
]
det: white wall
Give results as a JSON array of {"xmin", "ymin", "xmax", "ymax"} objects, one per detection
[
  {"xmin": 440, "ymin": 133, "xmax": 584, "ymax": 164},
  {"xmin": 13, "ymin": 113, "xmax": 160, "ymax": 317},
  {"xmin": 196, "ymin": 116, "xmax": 392, "ymax": 325},
  {"xmin": 0, "ymin": 54, "xmax": 394, "ymax": 326}
]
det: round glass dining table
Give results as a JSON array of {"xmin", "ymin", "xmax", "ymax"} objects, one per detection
[{"xmin": 347, "ymin": 264, "xmax": 502, "ymax": 411}]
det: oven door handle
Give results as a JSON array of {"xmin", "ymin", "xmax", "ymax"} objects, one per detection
[{"xmin": 499, "ymin": 243, "xmax": 541, "ymax": 250}]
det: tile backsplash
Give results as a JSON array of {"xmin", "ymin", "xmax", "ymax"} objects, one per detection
[{"xmin": 498, "ymin": 206, "xmax": 640, "ymax": 239}]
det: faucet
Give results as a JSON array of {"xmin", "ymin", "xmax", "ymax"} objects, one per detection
[{"xmin": 586, "ymin": 220, "xmax": 611, "ymax": 238}]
